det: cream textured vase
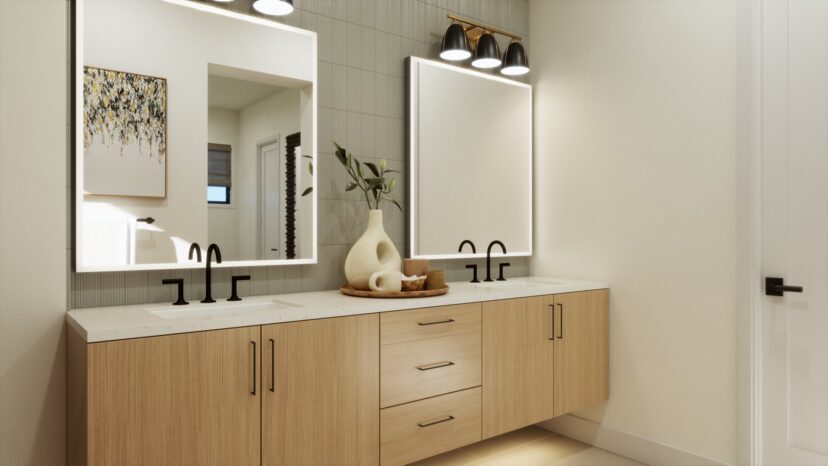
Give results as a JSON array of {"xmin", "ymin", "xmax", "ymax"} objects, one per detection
[{"xmin": 344, "ymin": 210, "xmax": 401, "ymax": 290}]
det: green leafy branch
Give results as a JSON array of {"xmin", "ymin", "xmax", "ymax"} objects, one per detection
[
  {"xmin": 334, "ymin": 142, "xmax": 401, "ymax": 211},
  {"xmin": 301, "ymin": 155, "xmax": 313, "ymax": 197}
]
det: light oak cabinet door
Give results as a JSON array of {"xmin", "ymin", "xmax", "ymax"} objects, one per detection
[
  {"xmin": 481, "ymin": 296, "xmax": 555, "ymax": 438},
  {"xmin": 262, "ymin": 314, "xmax": 379, "ymax": 466},
  {"xmin": 553, "ymin": 290, "xmax": 609, "ymax": 416},
  {"xmin": 84, "ymin": 326, "xmax": 261, "ymax": 466}
]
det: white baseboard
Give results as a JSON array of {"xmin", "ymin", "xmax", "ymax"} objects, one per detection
[{"xmin": 536, "ymin": 415, "xmax": 732, "ymax": 466}]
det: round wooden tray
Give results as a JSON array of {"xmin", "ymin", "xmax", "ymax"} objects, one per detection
[{"xmin": 339, "ymin": 285, "xmax": 449, "ymax": 299}]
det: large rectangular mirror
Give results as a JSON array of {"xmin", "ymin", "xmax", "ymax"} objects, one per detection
[
  {"xmin": 406, "ymin": 57, "xmax": 532, "ymax": 259},
  {"xmin": 75, "ymin": 0, "xmax": 317, "ymax": 272}
]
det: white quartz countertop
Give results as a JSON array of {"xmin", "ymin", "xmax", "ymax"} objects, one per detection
[{"xmin": 67, "ymin": 277, "xmax": 608, "ymax": 343}]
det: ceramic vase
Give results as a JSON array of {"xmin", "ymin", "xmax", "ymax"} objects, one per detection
[{"xmin": 345, "ymin": 210, "xmax": 401, "ymax": 290}]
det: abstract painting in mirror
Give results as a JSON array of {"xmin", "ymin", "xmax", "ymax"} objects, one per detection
[{"xmin": 74, "ymin": 0, "xmax": 317, "ymax": 272}]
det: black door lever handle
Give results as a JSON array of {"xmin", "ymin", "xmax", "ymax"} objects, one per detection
[{"xmin": 765, "ymin": 277, "xmax": 804, "ymax": 296}]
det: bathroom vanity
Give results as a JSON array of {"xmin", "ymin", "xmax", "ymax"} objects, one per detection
[{"xmin": 67, "ymin": 279, "xmax": 608, "ymax": 466}]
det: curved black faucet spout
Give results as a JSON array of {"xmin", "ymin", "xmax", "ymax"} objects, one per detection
[
  {"xmin": 202, "ymin": 243, "xmax": 222, "ymax": 303},
  {"xmin": 458, "ymin": 239, "xmax": 477, "ymax": 254},
  {"xmin": 485, "ymin": 240, "xmax": 507, "ymax": 282},
  {"xmin": 188, "ymin": 243, "xmax": 202, "ymax": 262}
]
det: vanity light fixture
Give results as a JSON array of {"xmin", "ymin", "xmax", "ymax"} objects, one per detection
[
  {"xmin": 501, "ymin": 41, "xmax": 529, "ymax": 76},
  {"xmin": 440, "ymin": 23, "xmax": 472, "ymax": 61},
  {"xmin": 439, "ymin": 14, "xmax": 529, "ymax": 76},
  {"xmin": 252, "ymin": 0, "xmax": 294, "ymax": 16},
  {"xmin": 471, "ymin": 33, "xmax": 501, "ymax": 69}
]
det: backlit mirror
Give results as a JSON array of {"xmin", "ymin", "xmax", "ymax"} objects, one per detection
[
  {"xmin": 75, "ymin": 0, "xmax": 317, "ymax": 272},
  {"xmin": 406, "ymin": 57, "xmax": 532, "ymax": 259}
]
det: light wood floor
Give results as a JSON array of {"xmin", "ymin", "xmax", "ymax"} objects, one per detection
[{"xmin": 411, "ymin": 426, "xmax": 645, "ymax": 466}]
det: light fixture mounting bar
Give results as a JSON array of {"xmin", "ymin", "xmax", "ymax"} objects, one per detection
[{"xmin": 446, "ymin": 14, "xmax": 522, "ymax": 41}]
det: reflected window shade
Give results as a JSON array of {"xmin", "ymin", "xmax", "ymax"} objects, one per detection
[{"xmin": 208, "ymin": 143, "xmax": 232, "ymax": 187}]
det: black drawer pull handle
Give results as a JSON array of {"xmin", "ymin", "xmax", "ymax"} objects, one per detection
[
  {"xmin": 418, "ymin": 415, "xmax": 455, "ymax": 428},
  {"xmin": 416, "ymin": 361, "xmax": 455, "ymax": 371},
  {"xmin": 418, "ymin": 318, "xmax": 455, "ymax": 326},
  {"xmin": 250, "ymin": 341, "xmax": 257, "ymax": 396}
]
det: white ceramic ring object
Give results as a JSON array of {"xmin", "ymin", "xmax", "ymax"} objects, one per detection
[{"xmin": 369, "ymin": 271, "xmax": 402, "ymax": 292}]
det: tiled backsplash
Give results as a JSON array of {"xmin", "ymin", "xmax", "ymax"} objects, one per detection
[{"xmin": 70, "ymin": 0, "xmax": 530, "ymax": 308}]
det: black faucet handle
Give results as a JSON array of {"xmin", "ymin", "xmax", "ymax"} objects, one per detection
[
  {"xmin": 497, "ymin": 263, "xmax": 511, "ymax": 281},
  {"xmin": 161, "ymin": 278, "xmax": 188, "ymax": 305},
  {"xmin": 228, "ymin": 275, "xmax": 252, "ymax": 302},
  {"xmin": 465, "ymin": 264, "xmax": 480, "ymax": 283}
]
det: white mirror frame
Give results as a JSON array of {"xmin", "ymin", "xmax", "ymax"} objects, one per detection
[
  {"xmin": 406, "ymin": 57, "xmax": 533, "ymax": 260},
  {"xmin": 73, "ymin": 0, "xmax": 317, "ymax": 272}
]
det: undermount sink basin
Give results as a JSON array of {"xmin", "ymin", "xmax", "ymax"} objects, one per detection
[
  {"xmin": 148, "ymin": 299, "xmax": 298, "ymax": 319},
  {"xmin": 473, "ymin": 280, "xmax": 543, "ymax": 289}
]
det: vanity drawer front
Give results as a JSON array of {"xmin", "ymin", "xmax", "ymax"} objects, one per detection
[
  {"xmin": 380, "ymin": 387, "xmax": 482, "ymax": 466},
  {"xmin": 380, "ymin": 303, "xmax": 481, "ymax": 345},
  {"xmin": 381, "ymin": 331, "xmax": 481, "ymax": 407}
]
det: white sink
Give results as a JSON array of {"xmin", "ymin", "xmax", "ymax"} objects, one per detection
[
  {"xmin": 148, "ymin": 299, "xmax": 298, "ymax": 319},
  {"xmin": 473, "ymin": 280, "xmax": 543, "ymax": 290}
]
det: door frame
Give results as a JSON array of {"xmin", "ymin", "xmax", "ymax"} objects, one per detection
[{"xmin": 738, "ymin": 0, "xmax": 762, "ymax": 464}]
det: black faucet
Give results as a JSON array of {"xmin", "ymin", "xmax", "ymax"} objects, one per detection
[
  {"xmin": 484, "ymin": 240, "xmax": 507, "ymax": 282},
  {"xmin": 458, "ymin": 239, "xmax": 480, "ymax": 283},
  {"xmin": 188, "ymin": 243, "xmax": 202, "ymax": 262},
  {"xmin": 201, "ymin": 243, "xmax": 222, "ymax": 303}
]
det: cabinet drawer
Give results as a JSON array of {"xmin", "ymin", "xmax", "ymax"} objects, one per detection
[
  {"xmin": 381, "ymin": 331, "xmax": 481, "ymax": 408},
  {"xmin": 380, "ymin": 303, "xmax": 481, "ymax": 345},
  {"xmin": 380, "ymin": 387, "xmax": 481, "ymax": 466}
]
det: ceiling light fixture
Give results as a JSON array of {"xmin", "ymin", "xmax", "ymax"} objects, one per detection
[
  {"xmin": 438, "ymin": 14, "xmax": 529, "ymax": 76},
  {"xmin": 252, "ymin": 0, "xmax": 294, "ymax": 16}
]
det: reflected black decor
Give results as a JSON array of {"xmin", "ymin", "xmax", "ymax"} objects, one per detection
[
  {"xmin": 284, "ymin": 132, "xmax": 301, "ymax": 260},
  {"xmin": 440, "ymin": 23, "xmax": 471, "ymax": 61},
  {"xmin": 501, "ymin": 41, "xmax": 529, "ymax": 76}
]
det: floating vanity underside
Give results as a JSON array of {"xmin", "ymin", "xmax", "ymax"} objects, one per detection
[{"xmin": 67, "ymin": 278, "xmax": 609, "ymax": 466}]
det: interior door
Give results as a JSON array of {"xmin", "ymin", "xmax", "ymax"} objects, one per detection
[
  {"xmin": 261, "ymin": 315, "xmax": 379, "ymax": 466},
  {"xmin": 761, "ymin": 0, "xmax": 828, "ymax": 464},
  {"xmin": 481, "ymin": 296, "xmax": 555, "ymax": 438},
  {"xmin": 260, "ymin": 140, "xmax": 282, "ymax": 260}
]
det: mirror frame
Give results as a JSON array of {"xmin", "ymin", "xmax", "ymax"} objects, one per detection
[
  {"xmin": 73, "ymin": 0, "xmax": 318, "ymax": 272},
  {"xmin": 405, "ymin": 57, "xmax": 533, "ymax": 260}
]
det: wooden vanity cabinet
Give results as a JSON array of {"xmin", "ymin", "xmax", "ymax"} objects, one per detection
[
  {"xmin": 68, "ymin": 326, "xmax": 261, "ymax": 466},
  {"xmin": 481, "ymin": 296, "xmax": 555, "ymax": 438},
  {"xmin": 552, "ymin": 289, "xmax": 609, "ymax": 416},
  {"xmin": 261, "ymin": 314, "xmax": 379, "ymax": 466},
  {"xmin": 481, "ymin": 290, "xmax": 609, "ymax": 438}
]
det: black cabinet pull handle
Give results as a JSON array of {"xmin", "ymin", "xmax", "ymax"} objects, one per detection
[
  {"xmin": 418, "ymin": 415, "xmax": 455, "ymax": 428},
  {"xmin": 765, "ymin": 277, "xmax": 804, "ymax": 296},
  {"xmin": 250, "ymin": 341, "xmax": 257, "ymax": 396},
  {"xmin": 418, "ymin": 318, "xmax": 455, "ymax": 326},
  {"xmin": 136, "ymin": 217, "xmax": 155, "ymax": 224},
  {"xmin": 548, "ymin": 305, "xmax": 555, "ymax": 341},
  {"xmin": 557, "ymin": 303, "xmax": 564, "ymax": 340},
  {"xmin": 416, "ymin": 361, "xmax": 455, "ymax": 371},
  {"xmin": 269, "ymin": 338, "xmax": 275, "ymax": 392}
]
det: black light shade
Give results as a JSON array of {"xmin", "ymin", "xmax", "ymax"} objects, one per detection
[
  {"xmin": 472, "ymin": 33, "xmax": 501, "ymax": 69},
  {"xmin": 253, "ymin": 0, "xmax": 294, "ymax": 15},
  {"xmin": 501, "ymin": 41, "xmax": 529, "ymax": 76},
  {"xmin": 440, "ymin": 23, "xmax": 471, "ymax": 61}
]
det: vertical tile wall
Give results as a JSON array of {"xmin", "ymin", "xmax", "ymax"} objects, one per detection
[{"xmin": 71, "ymin": 0, "xmax": 530, "ymax": 308}]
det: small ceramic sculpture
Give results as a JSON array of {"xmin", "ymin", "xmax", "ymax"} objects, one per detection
[
  {"xmin": 345, "ymin": 210, "xmax": 402, "ymax": 290},
  {"xmin": 368, "ymin": 270, "xmax": 403, "ymax": 292}
]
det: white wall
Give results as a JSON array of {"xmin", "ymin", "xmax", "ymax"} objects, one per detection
[
  {"xmin": 207, "ymin": 107, "xmax": 240, "ymax": 259},
  {"xmin": 530, "ymin": 1, "xmax": 739, "ymax": 464},
  {"xmin": 0, "ymin": 1, "xmax": 67, "ymax": 465}
]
